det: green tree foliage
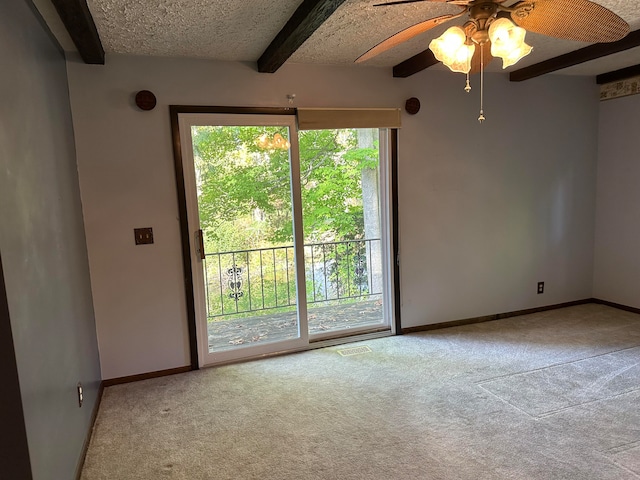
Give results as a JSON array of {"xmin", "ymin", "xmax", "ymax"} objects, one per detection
[{"xmin": 192, "ymin": 126, "xmax": 378, "ymax": 253}]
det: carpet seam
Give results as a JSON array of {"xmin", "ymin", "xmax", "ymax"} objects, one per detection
[
  {"xmin": 476, "ymin": 383, "xmax": 538, "ymax": 420},
  {"xmin": 603, "ymin": 439, "xmax": 640, "ymax": 454},
  {"xmin": 534, "ymin": 388, "xmax": 640, "ymax": 419},
  {"xmin": 609, "ymin": 459, "xmax": 640, "ymax": 478},
  {"xmin": 474, "ymin": 344, "xmax": 640, "ymax": 385}
]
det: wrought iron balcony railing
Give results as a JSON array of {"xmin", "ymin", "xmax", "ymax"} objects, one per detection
[{"xmin": 202, "ymin": 239, "xmax": 382, "ymax": 319}]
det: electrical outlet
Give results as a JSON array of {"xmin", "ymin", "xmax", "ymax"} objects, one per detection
[
  {"xmin": 537, "ymin": 282, "xmax": 544, "ymax": 294},
  {"xmin": 77, "ymin": 382, "xmax": 83, "ymax": 408}
]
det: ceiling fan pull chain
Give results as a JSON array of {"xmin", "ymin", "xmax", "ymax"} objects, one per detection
[{"xmin": 478, "ymin": 43, "xmax": 486, "ymax": 124}]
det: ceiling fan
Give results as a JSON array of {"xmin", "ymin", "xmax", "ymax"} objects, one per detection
[{"xmin": 356, "ymin": 0, "xmax": 630, "ymax": 121}]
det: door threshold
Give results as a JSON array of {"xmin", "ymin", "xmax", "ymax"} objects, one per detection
[
  {"xmin": 200, "ymin": 329, "xmax": 393, "ymax": 369},
  {"xmin": 310, "ymin": 326, "xmax": 391, "ymax": 343}
]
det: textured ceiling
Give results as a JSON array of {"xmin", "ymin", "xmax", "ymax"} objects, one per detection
[
  {"xmin": 86, "ymin": 0, "xmax": 304, "ymax": 61},
  {"xmin": 51, "ymin": 0, "xmax": 640, "ymax": 76}
]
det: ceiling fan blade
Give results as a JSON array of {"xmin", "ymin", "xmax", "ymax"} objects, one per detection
[
  {"xmin": 510, "ymin": 0, "xmax": 630, "ymax": 43},
  {"xmin": 469, "ymin": 42, "xmax": 494, "ymax": 75},
  {"xmin": 356, "ymin": 9, "xmax": 466, "ymax": 63}
]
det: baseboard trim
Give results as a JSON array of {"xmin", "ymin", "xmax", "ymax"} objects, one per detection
[
  {"xmin": 591, "ymin": 298, "xmax": 640, "ymax": 315},
  {"xmin": 102, "ymin": 366, "xmax": 192, "ymax": 387},
  {"xmin": 401, "ymin": 299, "xmax": 593, "ymax": 334},
  {"xmin": 75, "ymin": 380, "xmax": 104, "ymax": 480}
]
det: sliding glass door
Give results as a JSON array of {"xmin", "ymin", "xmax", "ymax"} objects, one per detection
[
  {"xmin": 177, "ymin": 112, "xmax": 394, "ymax": 366},
  {"xmin": 299, "ymin": 128, "xmax": 389, "ymax": 340}
]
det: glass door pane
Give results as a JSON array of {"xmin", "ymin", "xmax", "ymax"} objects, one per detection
[
  {"xmin": 299, "ymin": 128, "xmax": 389, "ymax": 339},
  {"xmin": 179, "ymin": 114, "xmax": 308, "ymax": 366}
]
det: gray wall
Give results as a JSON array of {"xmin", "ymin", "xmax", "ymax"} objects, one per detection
[
  {"xmin": 593, "ymin": 93, "xmax": 640, "ymax": 307},
  {"xmin": 0, "ymin": 1, "xmax": 102, "ymax": 479},
  {"xmin": 398, "ymin": 72, "xmax": 599, "ymax": 324}
]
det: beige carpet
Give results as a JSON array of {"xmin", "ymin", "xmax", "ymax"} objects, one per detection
[{"xmin": 81, "ymin": 304, "xmax": 640, "ymax": 479}]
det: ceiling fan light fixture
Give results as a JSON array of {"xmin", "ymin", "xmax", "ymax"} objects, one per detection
[
  {"xmin": 488, "ymin": 18, "xmax": 533, "ymax": 69},
  {"xmin": 429, "ymin": 26, "xmax": 475, "ymax": 74}
]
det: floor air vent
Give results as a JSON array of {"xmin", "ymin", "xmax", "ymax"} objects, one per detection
[{"xmin": 337, "ymin": 345, "xmax": 372, "ymax": 356}]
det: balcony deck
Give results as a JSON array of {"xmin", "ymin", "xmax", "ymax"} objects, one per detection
[{"xmin": 207, "ymin": 298, "xmax": 385, "ymax": 351}]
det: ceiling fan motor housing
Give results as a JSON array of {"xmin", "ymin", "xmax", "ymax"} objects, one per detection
[
  {"xmin": 470, "ymin": 0, "xmax": 498, "ymax": 20},
  {"xmin": 469, "ymin": 1, "xmax": 499, "ymax": 44}
]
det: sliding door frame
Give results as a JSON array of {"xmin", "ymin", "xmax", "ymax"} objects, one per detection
[
  {"xmin": 169, "ymin": 106, "xmax": 401, "ymax": 369},
  {"xmin": 391, "ymin": 129, "xmax": 402, "ymax": 336}
]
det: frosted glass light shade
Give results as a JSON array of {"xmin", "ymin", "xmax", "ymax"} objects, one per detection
[
  {"xmin": 488, "ymin": 18, "xmax": 533, "ymax": 69},
  {"xmin": 257, "ymin": 133, "xmax": 290, "ymax": 150},
  {"xmin": 429, "ymin": 26, "xmax": 476, "ymax": 74},
  {"xmin": 272, "ymin": 133, "xmax": 290, "ymax": 149}
]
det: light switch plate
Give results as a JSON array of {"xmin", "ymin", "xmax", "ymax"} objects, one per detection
[{"xmin": 134, "ymin": 227, "xmax": 154, "ymax": 245}]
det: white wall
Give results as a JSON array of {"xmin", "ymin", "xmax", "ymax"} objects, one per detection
[
  {"xmin": 66, "ymin": 54, "xmax": 599, "ymax": 379},
  {"xmin": 593, "ymin": 93, "xmax": 640, "ymax": 308}
]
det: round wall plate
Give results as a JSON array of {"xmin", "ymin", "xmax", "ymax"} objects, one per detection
[
  {"xmin": 135, "ymin": 90, "xmax": 157, "ymax": 111},
  {"xmin": 405, "ymin": 97, "xmax": 420, "ymax": 115}
]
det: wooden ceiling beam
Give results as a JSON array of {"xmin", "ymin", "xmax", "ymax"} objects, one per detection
[
  {"xmin": 393, "ymin": 49, "xmax": 439, "ymax": 78},
  {"xmin": 597, "ymin": 64, "xmax": 640, "ymax": 85},
  {"xmin": 510, "ymin": 29, "xmax": 640, "ymax": 82},
  {"xmin": 258, "ymin": 0, "xmax": 347, "ymax": 73},
  {"xmin": 49, "ymin": 0, "xmax": 104, "ymax": 64}
]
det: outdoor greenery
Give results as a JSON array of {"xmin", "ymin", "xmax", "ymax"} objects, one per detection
[
  {"xmin": 192, "ymin": 126, "xmax": 378, "ymax": 251},
  {"xmin": 191, "ymin": 126, "xmax": 381, "ymax": 319}
]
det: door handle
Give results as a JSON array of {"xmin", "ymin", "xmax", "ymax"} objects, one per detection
[{"xmin": 196, "ymin": 229, "xmax": 205, "ymax": 260}]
